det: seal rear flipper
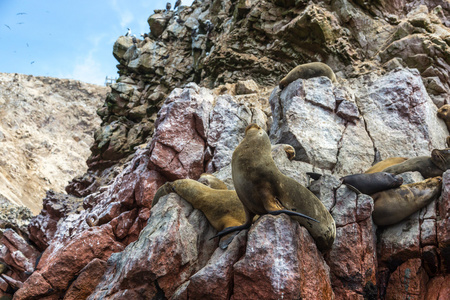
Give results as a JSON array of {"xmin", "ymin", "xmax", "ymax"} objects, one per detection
[
  {"xmin": 209, "ymin": 223, "xmax": 251, "ymax": 240},
  {"xmin": 343, "ymin": 183, "xmax": 362, "ymax": 195},
  {"xmin": 267, "ymin": 210, "xmax": 319, "ymax": 223},
  {"xmin": 218, "ymin": 231, "xmax": 240, "ymax": 250}
]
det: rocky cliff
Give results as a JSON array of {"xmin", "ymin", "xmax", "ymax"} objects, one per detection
[
  {"xmin": 0, "ymin": 73, "xmax": 107, "ymax": 214},
  {"xmin": 2, "ymin": 0, "xmax": 450, "ymax": 299}
]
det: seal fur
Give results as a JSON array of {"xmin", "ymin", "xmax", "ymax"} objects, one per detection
[
  {"xmin": 279, "ymin": 62, "xmax": 337, "ymax": 89},
  {"xmin": 214, "ymin": 124, "xmax": 336, "ymax": 251},
  {"xmin": 341, "ymin": 172, "xmax": 404, "ymax": 195},
  {"xmin": 437, "ymin": 104, "xmax": 450, "ymax": 132},
  {"xmin": 381, "ymin": 149, "xmax": 450, "ymax": 178},
  {"xmin": 371, "ymin": 177, "xmax": 442, "ymax": 226},
  {"xmin": 365, "ymin": 157, "xmax": 408, "ymax": 174}
]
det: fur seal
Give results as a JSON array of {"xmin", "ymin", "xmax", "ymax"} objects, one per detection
[
  {"xmin": 437, "ymin": 104, "xmax": 450, "ymax": 132},
  {"xmin": 371, "ymin": 177, "xmax": 442, "ymax": 226},
  {"xmin": 382, "ymin": 149, "xmax": 450, "ymax": 178},
  {"xmin": 153, "ymin": 178, "xmax": 246, "ymax": 249},
  {"xmin": 365, "ymin": 157, "xmax": 408, "ymax": 174},
  {"xmin": 341, "ymin": 172, "xmax": 403, "ymax": 195},
  {"xmin": 279, "ymin": 62, "xmax": 337, "ymax": 89},
  {"xmin": 213, "ymin": 124, "xmax": 336, "ymax": 251}
]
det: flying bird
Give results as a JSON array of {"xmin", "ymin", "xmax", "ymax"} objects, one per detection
[
  {"xmin": 26, "ymin": 43, "xmax": 29, "ymax": 47},
  {"xmin": 4, "ymin": 24, "xmax": 11, "ymax": 30},
  {"xmin": 166, "ymin": 2, "xmax": 171, "ymax": 11},
  {"xmin": 30, "ymin": 61, "xmax": 35, "ymax": 64},
  {"xmin": 17, "ymin": 22, "xmax": 24, "ymax": 25},
  {"xmin": 174, "ymin": 0, "xmax": 181, "ymax": 10},
  {"xmin": 16, "ymin": 12, "xmax": 27, "ymax": 15}
]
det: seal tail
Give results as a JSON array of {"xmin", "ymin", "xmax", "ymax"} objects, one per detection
[{"xmin": 267, "ymin": 210, "xmax": 320, "ymax": 222}]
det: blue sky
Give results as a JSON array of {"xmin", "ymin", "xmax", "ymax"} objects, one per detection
[{"xmin": 0, "ymin": 0, "xmax": 193, "ymax": 85}]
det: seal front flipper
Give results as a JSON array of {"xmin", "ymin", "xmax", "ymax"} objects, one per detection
[
  {"xmin": 342, "ymin": 183, "xmax": 362, "ymax": 195},
  {"xmin": 210, "ymin": 223, "xmax": 251, "ymax": 240},
  {"xmin": 267, "ymin": 209, "xmax": 320, "ymax": 223}
]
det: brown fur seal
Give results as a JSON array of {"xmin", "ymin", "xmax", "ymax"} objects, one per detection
[
  {"xmin": 437, "ymin": 104, "xmax": 450, "ymax": 132},
  {"xmin": 341, "ymin": 172, "xmax": 403, "ymax": 195},
  {"xmin": 213, "ymin": 124, "xmax": 336, "ymax": 251},
  {"xmin": 279, "ymin": 62, "xmax": 337, "ymax": 89},
  {"xmin": 365, "ymin": 157, "xmax": 408, "ymax": 174},
  {"xmin": 153, "ymin": 178, "xmax": 246, "ymax": 249},
  {"xmin": 371, "ymin": 177, "xmax": 442, "ymax": 226},
  {"xmin": 382, "ymin": 149, "xmax": 450, "ymax": 178}
]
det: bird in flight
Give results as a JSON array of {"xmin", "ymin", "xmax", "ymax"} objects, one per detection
[
  {"xmin": 17, "ymin": 12, "xmax": 27, "ymax": 15},
  {"xmin": 4, "ymin": 24, "xmax": 11, "ymax": 30}
]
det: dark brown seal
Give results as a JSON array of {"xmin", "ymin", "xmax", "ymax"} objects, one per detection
[
  {"xmin": 382, "ymin": 149, "xmax": 450, "ymax": 178},
  {"xmin": 213, "ymin": 124, "xmax": 336, "ymax": 251},
  {"xmin": 371, "ymin": 177, "xmax": 442, "ymax": 226},
  {"xmin": 279, "ymin": 62, "xmax": 337, "ymax": 89},
  {"xmin": 341, "ymin": 172, "xmax": 404, "ymax": 195},
  {"xmin": 365, "ymin": 157, "xmax": 408, "ymax": 174}
]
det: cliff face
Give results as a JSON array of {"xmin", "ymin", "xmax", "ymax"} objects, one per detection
[
  {"xmin": 0, "ymin": 73, "xmax": 108, "ymax": 214},
  {"xmin": 2, "ymin": 0, "xmax": 450, "ymax": 299}
]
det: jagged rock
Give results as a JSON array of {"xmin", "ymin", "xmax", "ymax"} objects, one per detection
[
  {"xmin": 235, "ymin": 79, "xmax": 259, "ymax": 95},
  {"xmin": 15, "ymin": 224, "xmax": 124, "ymax": 299},
  {"xmin": 64, "ymin": 258, "xmax": 107, "ymax": 300},
  {"xmin": 232, "ymin": 214, "xmax": 334, "ymax": 299},
  {"xmin": 88, "ymin": 194, "xmax": 217, "ymax": 299},
  {"xmin": 385, "ymin": 258, "xmax": 429, "ymax": 299},
  {"xmin": 0, "ymin": 73, "xmax": 106, "ymax": 213},
  {"xmin": 425, "ymin": 274, "xmax": 450, "ymax": 299},
  {"xmin": 149, "ymin": 83, "xmax": 214, "ymax": 180},
  {"xmin": 0, "ymin": 229, "xmax": 39, "ymax": 281},
  {"xmin": 28, "ymin": 190, "xmax": 83, "ymax": 251},
  {"xmin": 113, "ymin": 36, "xmax": 134, "ymax": 63},
  {"xmin": 269, "ymin": 76, "xmax": 374, "ymax": 174},
  {"xmin": 0, "ymin": 198, "xmax": 33, "ymax": 238}
]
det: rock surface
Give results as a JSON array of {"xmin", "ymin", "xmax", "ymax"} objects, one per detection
[
  {"xmin": 3, "ymin": 0, "xmax": 450, "ymax": 299},
  {"xmin": 0, "ymin": 73, "xmax": 107, "ymax": 214}
]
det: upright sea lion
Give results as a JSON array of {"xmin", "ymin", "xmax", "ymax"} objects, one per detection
[
  {"xmin": 279, "ymin": 62, "xmax": 337, "ymax": 89},
  {"xmin": 341, "ymin": 172, "xmax": 404, "ymax": 195},
  {"xmin": 213, "ymin": 124, "xmax": 336, "ymax": 251},
  {"xmin": 382, "ymin": 149, "xmax": 450, "ymax": 178},
  {"xmin": 437, "ymin": 104, "xmax": 450, "ymax": 132},
  {"xmin": 371, "ymin": 177, "xmax": 442, "ymax": 226},
  {"xmin": 365, "ymin": 157, "xmax": 408, "ymax": 174}
]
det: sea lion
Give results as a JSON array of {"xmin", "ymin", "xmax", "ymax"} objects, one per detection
[
  {"xmin": 197, "ymin": 173, "xmax": 228, "ymax": 190},
  {"xmin": 213, "ymin": 124, "xmax": 336, "ymax": 251},
  {"xmin": 365, "ymin": 157, "xmax": 408, "ymax": 174},
  {"xmin": 382, "ymin": 149, "xmax": 450, "ymax": 178},
  {"xmin": 153, "ymin": 178, "xmax": 246, "ymax": 249},
  {"xmin": 371, "ymin": 177, "xmax": 442, "ymax": 226},
  {"xmin": 340, "ymin": 172, "xmax": 403, "ymax": 195},
  {"xmin": 437, "ymin": 104, "xmax": 450, "ymax": 132},
  {"xmin": 279, "ymin": 62, "xmax": 337, "ymax": 89}
]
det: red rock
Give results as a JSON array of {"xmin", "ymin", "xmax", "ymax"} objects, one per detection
[
  {"xmin": 385, "ymin": 258, "xmax": 428, "ymax": 300},
  {"xmin": 233, "ymin": 214, "xmax": 333, "ymax": 300},
  {"xmin": 64, "ymin": 258, "xmax": 107, "ymax": 300},
  {"xmin": 425, "ymin": 274, "xmax": 450, "ymax": 300},
  {"xmin": 109, "ymin": 208, "xmax": 138, "ymax": 240},
  {"xmin": 16, "ymin": 225, "xmax": 124, "ymax": 298},
  {"xmin": 135, "ymin": 170, "xmax": 166, "ymax": 208},
  {"xmin": 187, "ymin": 231, "xmax": 246, "ymax": 300},
  {"xmin": 88, "ymin": 194, "xmax": 217, "ymax": 299},
  {"xmin": 0, "ymin": 229, "xmax": 39, "ymax": 277},
  {"xmin": 13, "ymin": 272, "xmax": 53, "ymax": 299}
]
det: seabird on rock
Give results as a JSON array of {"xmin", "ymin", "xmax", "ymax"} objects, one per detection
[
  {"xmin": 191, "ymin": 26, "xmax": 198, "ymax": 38},
  {"xmin": 174, "ymin": 0, "xmax": 181, "ymax": 10},
  {"xmin": 166, "ymin": 2, "xmax": 172, "ymax": 11},
  {"xmin": 125, "ymin": 28, "xmax": 131, "ymax": 36},
  {"xmin": 132, "ymin": 34, "xmax": 138, "ymax": 45},
  {"xmin": 162, "ymin": 54, "xmax": 170, "ymax": 59},
  {"xmin": 174, "ymin": 15, "xmax": 184, "ymax": 24}
]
